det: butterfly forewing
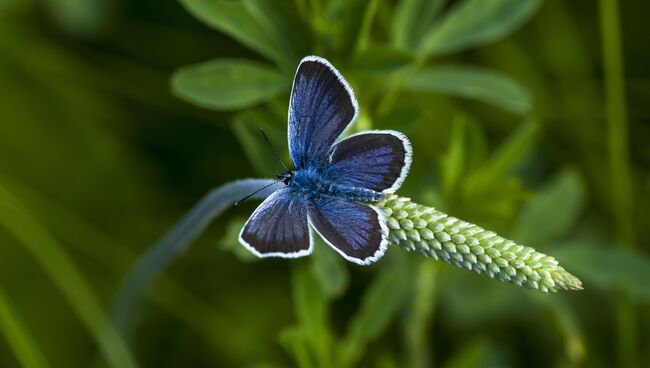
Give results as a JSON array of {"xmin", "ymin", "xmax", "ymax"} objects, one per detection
[
  {"xmin": 288, "ymin": 56, "xmax": 358, "ymax": 169},
  {"xmin": 326, "ymin": 131, "xmax": 412, "ymax": 193},
  {"xmin": 308, "ymin": 198, "xmax": 388, "ymax": 265},
  {"xmin": 239, "ymin": 188, "xmax": 311, "ymax": 258}
]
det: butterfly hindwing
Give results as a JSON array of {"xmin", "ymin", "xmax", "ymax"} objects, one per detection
[
  {"xmin": 308, "ymin": 197, "xmax": 388, "ymax": 265},
  {"xmin": 239, "ymin": 188, "xmax": 311, "ymax": 258},
  {"xmin": 326, "ymin": 130, "xmax": 412, "ymax": 193},
  {"xmin": 288, "ymin": 56, "xmax": 358, "ymax": 169}
]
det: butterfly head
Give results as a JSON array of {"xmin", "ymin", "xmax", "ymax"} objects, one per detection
[{"xmin": 277, "ymin": 171, "xmax": 294, "ymax": 186}]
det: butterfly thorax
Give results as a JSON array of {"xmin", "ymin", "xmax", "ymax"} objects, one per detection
[{"xmin": 286, "ymin": 166, "xmax": 384, "ymax": 203}]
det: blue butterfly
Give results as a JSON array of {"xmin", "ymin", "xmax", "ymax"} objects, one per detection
[{"xmin": 239, "ymin": 56, "xmax": 412, "ymax": 265}]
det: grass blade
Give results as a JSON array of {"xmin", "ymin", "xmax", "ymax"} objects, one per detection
[
  {"xmin": 0, "ymin": 286, "xmax": 50, "ymax": 368},
  {"xmin": 0, "ymin": 182, "xmax": 136, "ymax": 368},
  {"xmin": 111, "ymin": 179, "xmax": 279, "ymax": 337}
]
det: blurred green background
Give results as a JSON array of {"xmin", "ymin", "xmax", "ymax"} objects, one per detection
[{"xmin": 1, "ymin": 0, "xmax": 649, "ymax": 367}]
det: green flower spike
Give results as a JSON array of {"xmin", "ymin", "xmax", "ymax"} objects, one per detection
[{"xmin": 375, "ymin": 195, "xmax": 583, "ymax": 293}]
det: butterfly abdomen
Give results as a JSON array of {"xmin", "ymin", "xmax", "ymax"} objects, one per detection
[{"xmin": 290, "ymin": 167, "xmax": 384, "ymax": 203}]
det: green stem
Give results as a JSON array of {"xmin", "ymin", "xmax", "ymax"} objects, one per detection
[
  {"xmin": 599, "ymin": 0, "xmax": 637, "ymax": 366},
  {"xmin": 599, "ymin": 0, "xmax": 634, "ymax": 245},
  {"xmin": 353, "ymin": 0, "xmax": 379, "ymax": 55},
  {"xmin": 111, "ymin": 179, "xmax": 280, "ymax": 337},
  {"xmin": 404, "ymin": 260, "xmax": 439, "ymax": 368}
]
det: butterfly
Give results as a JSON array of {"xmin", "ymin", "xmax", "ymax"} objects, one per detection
[{"xmin": 238, "ymin": 56, "xmax": 411, "ymax": 265}]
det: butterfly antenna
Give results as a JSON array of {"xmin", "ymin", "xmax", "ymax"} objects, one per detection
[
  {"xmin": 234, "ymin": 180, "xmax": 281, "ymax": 206},
  {"xmin": 259, "ymin": 128, "xmax": 289, "ymax": 171}
]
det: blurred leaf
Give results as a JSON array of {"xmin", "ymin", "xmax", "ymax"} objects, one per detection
[
  {"xmin": 310, "ymin": 239, "xmax": 350, "ymax": 299},
  {"xmin": 534, "ymin": 295, "xmax": 586, "ymax": 363},
  {"xmin": 278, "ymin": 326, "xmax": 313, "ymax": 368},
  {"xmin": 241, "ymin": 0, "xmax": 311, "ymax": 67},
  {"xmin": 0, "ymin": 183, "xmax": 136, "ymax": 368},
  {"xmin": 462, "ymin": 119, "xmax": 489, "ymax": 173},
  {"xmin": 392, "ymin": 0, "xmax": 445, "ymax": 50},
  {"xmin": 323, "ymin": 0, "xmax": 372, "ymax": 55},
  {"xmin": 231, "ymin": 109, "xmax": 286, "ymax": 176},
  {"xmin": 43, "ymin": 0, "xmax": 109, "ymax": 35},
  {"xmin": 404, "ymin": 65, "xmax": 532, "ymax": 114},
  {"xmin": 0, "ymin": 286, "xmax": 50, "ymax": 368},
  {"xmin": 555, "ymin": 244, "xmax": 650, "ymax": 301},
  {"xmin": 443, "ymin": 339, "xmax": 507, "ymax": 368},
  {"xmin": 374, "ymin": 105, "xmax": 422, "ymax": 133},
  {"xmin": 418, "ymin": 0, "xmax": 542, "ymax": 57},
  {"xmin": 338, "ymin": 263, "xmax": 409, "ymax": 367},
  {"xmin": 511, "ymin": 169, "xmax": 586, "ymax": 245},
  {"xmin": 178, "ymin": 0, "xmax": 291, "ymax": 66},
  {"xmin": 441, "ymin": 116, "xmax": 467, "ymax": 200},
  {"xmin": 353, "ymin": 0, "xmax": 380, "ymax": 53},
  {"xmin": 278, "ymin": 326, "xmax": 316, "ymax": 368},
  {"xmin": 290, "ymin": 264, "xmax": 333, "ymax": 367},
  {"xmin": 349, "ymin": 45, "xmax": 414, "ymax": 75},
  {"xmin": 219, "ymin": 216, "xmax": 258, "ymax": 262},
  {"xmin": 172, "ymin": 59, "xmax": 289, "ymax": 110},
  {"xmin": 440, "ymin": 271, "xmax": 529, "ymax": 328},
  {"xmin": 466, "ymin": 119, "xmax": 538, "ymax": 195}
]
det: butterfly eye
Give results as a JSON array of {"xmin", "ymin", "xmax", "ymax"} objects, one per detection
[{"xmin": 276, "ymin": 172, "xmax": 293, "ymax": 186}]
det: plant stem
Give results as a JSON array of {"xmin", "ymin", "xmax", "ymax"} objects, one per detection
[
  {"xmin": 111, "ymin": 179, "xmax": 280, "ymax": 338},
  {"xmin": 598, "ymin": 0, "xmax": 637, "ymax": 366},
  {"xmin": 404, "ymin": 260, "xmax": 439, "ymax": 368}
]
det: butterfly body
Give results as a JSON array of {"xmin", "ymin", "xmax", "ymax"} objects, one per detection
[
  {"xmin": 239, "ymin": 56, "xmax": 411, "ymax": 265},
  {"xmin": 287, "ymin": 166, "xmax": 385, "ymax": 203}
]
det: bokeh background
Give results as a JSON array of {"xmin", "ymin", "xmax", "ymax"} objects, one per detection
[{"xmin": 1, "ymin": 0, "xmax": 649, "ymax": 367}]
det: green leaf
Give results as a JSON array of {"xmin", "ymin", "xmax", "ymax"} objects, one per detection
[
  {"xmin": 554, "ymin": 244, "xmax": 650, "ymax": 301},
  {"xmin": 231, "ymin": 109, "xmax": 286, "ymax": 175},
  {"xmin": 172, "ymin": 59, "xmax": 289, "ymax": 110},
  {"xmin": 0, "ymin": 286, "xmax": 50, "ymax": 368},
  {"xmin": 418, "ymin": 0, "xmax": 542, "ymax": 57},
  {"xmin": 468, "ymin": 119, "xmax": 537, "ymax": 189},
  {"xmin": 323, "ymin": 0, "xmax": 372, "ymax": 55},
  {"xmin": 404, "ymin": 65, "xmax": 532, "ymax": 114},
  {"xmin": 338, "ymin": 262, "xmax": 409, "ymax": 367},
  {"xmin": 349, "ymin": 45, "xmax": 414, "ymax": 75},
  {"xmin": 241, "ymin": 0, "xmax": 312, "ymax": 67},
  {"xmin": 511, "ymin": 169, "xmax": 586, "ymax": 244},
  {"xmin": 392, "ymin": 0, "xmax": 445, "ymax": 50},
  {"xmin": 310, "ymin": 239, "xmax": 350, "ymax": 299},
  {"xmin": 278, "ymin": 326, "xmax": 314, "ymax": 368},
  {"xmin": 178, "ymin": 0, "xmax": 291, "ymax": 66},
  {"xmin": 290, "ymin": 264, "xmax": 333, "ymax": 367}
]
